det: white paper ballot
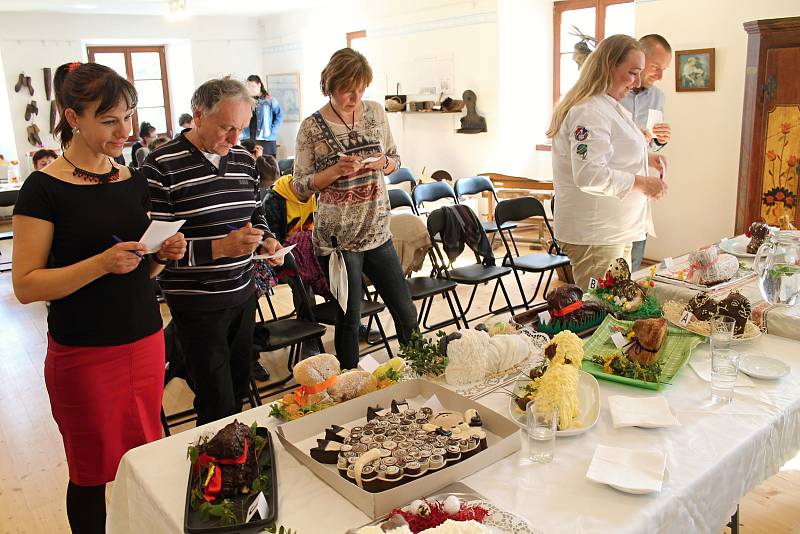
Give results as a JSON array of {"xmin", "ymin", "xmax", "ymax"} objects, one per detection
[
  {"xmin": 646, "ymin": 109, "xmax": 663, "ymax": 132},
  {"xmin": 139, "ymin": 220, "xmax": 186, "ymax": 253},
  {"xmin": 253, "ymin": 243, "xmax": 296, "ymax": 261},
  {"xmin": 245, "ymin": 491, "xmax": 269, "ymax": 522}
]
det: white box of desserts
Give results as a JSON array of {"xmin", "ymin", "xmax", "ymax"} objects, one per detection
[{"xmin": 276, "ymin": 379, "xmax": 520, "ymax": 519}]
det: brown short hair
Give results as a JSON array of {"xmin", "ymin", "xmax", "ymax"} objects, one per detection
[
  {"xmin": 640, "ymin": 34, "xmax": 672, "ymax": 54},
  {"xmin": 320, "ymin": 48, "xmax": 373, "ymax": 96},
  {"xmin": 33, "ymin": 149, "xmax": 58, "ymax": 166}
]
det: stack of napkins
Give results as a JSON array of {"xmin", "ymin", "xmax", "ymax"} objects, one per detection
[
  {"xmin": 689, "ymin": 357, "xmax": 755, "ymax": 387},
  {"xmin": 608, "ymin": 395, "xmax": 680, "ymax": 429},
  {"xmin": 586, "ymin": 445, "xmax": 668, "ymax": 494}
]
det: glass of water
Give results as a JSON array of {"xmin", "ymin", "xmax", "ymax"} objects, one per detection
[
  {"xmin": 710, "ymin": 315, "xmax": 736, "ymax": 350},
  {"xmin": 711, "ymin": 349, "xmax": 739, "ymax": 404},
  {"xmin": 526, "ymin": 400, "xmax": 557, "ymax": 463}
]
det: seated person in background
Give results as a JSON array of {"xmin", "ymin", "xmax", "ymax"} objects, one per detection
[
  {"xmin": 136, "ymin": 135, "xmax": 170, "ymax": 167},
  {"xmin": 176, "ymin": 112, "xmax": 194, "ymax": 136},
  {"xmin": 130, "ymin": 121, "xmax": 155, "ymax": 168},
  {"xmin": 32, "ymin": 148, "xmax": 58, "ymax": 171},
  {"xmin": 242, "ymin": 140, "xmax": 279, "ymax": 189}
]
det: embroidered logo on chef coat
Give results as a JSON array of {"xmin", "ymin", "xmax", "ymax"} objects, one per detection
[
  {"xmin": 574, "ymin": 127, "xmax": 589, "ymax": 141},
  {"xmin": 576, "ymin": 143, "xmax": 588, "ymax": 160}
]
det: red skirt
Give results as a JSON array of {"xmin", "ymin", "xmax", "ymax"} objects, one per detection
[{"xmin": 45, "ymin": 330, "xmax": 165, "ymax": 486}]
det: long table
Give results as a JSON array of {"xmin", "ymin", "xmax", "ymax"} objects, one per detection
[{"xmin": 107, "ymin": 333, "xmax": 800, "ymax": 534}]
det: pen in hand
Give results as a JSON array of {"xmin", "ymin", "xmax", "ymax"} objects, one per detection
[{"xmin": 111, "ymin": 234, "xmax": 145, "ymax": 259}]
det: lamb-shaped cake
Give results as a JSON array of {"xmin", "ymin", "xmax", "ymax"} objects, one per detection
[{"xmin": 687, "ymin": 245, "xmax": 738, "ymax": 286}]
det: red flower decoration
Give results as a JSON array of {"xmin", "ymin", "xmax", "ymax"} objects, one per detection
[
  {"xmin": 788, "ymin": 196, "xmax": 795, "ymax": 207},
  {"xmin": 766, "ymin": 195, "xmax": 775, "ymax": 204},
  {"xmin": 781, "ymin": 122, "xmax": 792, "ymax": 134},
  {"xmin": 776, "ymin": 191, "xmax": 786, "ymax": 200},
  {"xmin": 767, "ymin": 150, "xmax": 777, "ymax": 161},
  {"xmin": 789, "ymin": 155, "xmax": 798, "ymax": 167}
]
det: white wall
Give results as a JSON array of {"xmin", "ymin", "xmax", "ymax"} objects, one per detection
[
  {"xmin": 0, "ymin": 12, "xmax": 262, "ymax": 175},
  {"xmin": 637, "ymin": 0, "xmax": 800, "ymax": 260},
  {"xmin": 261, "ymin": 0, "xmax": 553, "ymax": 179}
]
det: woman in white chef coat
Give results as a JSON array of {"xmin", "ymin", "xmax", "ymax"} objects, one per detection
[{"xmin": 546, "ymin": 34, "xmax": 667, "ymax": 290}]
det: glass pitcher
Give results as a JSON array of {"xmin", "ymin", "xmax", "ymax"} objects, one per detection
[{"xmin": 754, "ymin": 230, "xmax": 800, "ymax": 306}]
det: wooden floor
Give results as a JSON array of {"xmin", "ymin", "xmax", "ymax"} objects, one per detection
[{"xmin": 1, "ymin": 225, "xmax": 799, "ymax": 533}]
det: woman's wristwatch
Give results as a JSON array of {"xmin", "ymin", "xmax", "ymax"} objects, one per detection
[{"xmin": 152, "ymin": 253, "xmax": 169, "ymax": 265}]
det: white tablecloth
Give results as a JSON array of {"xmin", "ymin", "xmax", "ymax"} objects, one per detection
[{"xmin": 107, "ymin": 333, "xmax": 800, "ymax": 534}]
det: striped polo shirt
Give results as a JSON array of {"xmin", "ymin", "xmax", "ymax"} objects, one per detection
[{"xmin": 141, "ymin": 133, "xmax": 272, "ymax": 311}]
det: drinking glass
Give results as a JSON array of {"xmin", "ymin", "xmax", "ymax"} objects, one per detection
[
  {"xmin": 710, "ymin": 315, "xmax": 736, "ymax": 350},
  {"xmin": 711, "ymin": 349, "xmax": 739, "ymax": 404},
  {"xmin": 526, "ymin": 400, "xmax": 557, "ymax": 463}
]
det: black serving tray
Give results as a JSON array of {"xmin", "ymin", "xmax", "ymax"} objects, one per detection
[{"xmin": 184, "ymin": 427, "xmax": 278, "ymax": 533}]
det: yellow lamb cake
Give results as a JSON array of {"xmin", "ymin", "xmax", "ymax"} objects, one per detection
[
  {"xmin": 543, "ymin": 330, "xmax": 583, "ymax": 368},
  {"xmin": 532, "ymin": 363, "xmax": 581, "ymax": 430}
]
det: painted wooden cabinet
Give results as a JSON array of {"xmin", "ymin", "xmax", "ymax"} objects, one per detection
[{"xmin": 736, "ymin": 16, "xmax": 800, "ymax": 233}]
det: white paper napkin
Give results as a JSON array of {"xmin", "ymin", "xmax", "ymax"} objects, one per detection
[
  {"xmin": 608, "ymin": 395, "xmax": 680, "ymax": 429},
  {"xmin": 689, "ymin": 357, "xmax": 755, "ymax": 387},
  {"xmin": 586, "ymin": 445, "xmax": 667, "ymax": 494}
]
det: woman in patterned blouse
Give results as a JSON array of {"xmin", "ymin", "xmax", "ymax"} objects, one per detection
[{"xmin": 292, "ymin": 48, "xmax": 418, "ymax": 369}]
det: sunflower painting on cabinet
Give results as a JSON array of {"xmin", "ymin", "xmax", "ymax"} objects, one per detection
[{"xmin": 761, "ymin": 105, "xmax": 799, "ymax": 225}]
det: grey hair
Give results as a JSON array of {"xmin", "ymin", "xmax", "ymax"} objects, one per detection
[{"xmin": 190, "ymin": 77, "xmax": 254, "ymax": 115}]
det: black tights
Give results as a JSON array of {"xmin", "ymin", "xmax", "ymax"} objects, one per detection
[{"xmin": 66, "ymin": 481, "xmax": 106, "ymax": 534}]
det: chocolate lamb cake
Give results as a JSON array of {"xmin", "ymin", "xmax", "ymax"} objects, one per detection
[
  {"xmin": 717, "ymin": 291, "xmax": 752, "ymax": 336},
  {"xmin": 201, "ymin": 420, "xmax": 260, "ymax": 499},
  {"xmin": 686, "ymin": 292, "xmax": 718, "ymax": 321},
  {"xmin": 545, "ymin": 285, "xmax": 605, "ymax": 324},
  {"xmin": 746, "ymin": 222, "xmax": 771, "ymax": 254}
]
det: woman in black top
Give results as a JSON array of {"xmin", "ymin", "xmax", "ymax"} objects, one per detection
[
  {"xmin": 130, "ymin": 120, "xmax": 155, "ymax": 167},
  {"xmin": 11, "ymin": 62, "xmax": 185, "ymax": 534}
]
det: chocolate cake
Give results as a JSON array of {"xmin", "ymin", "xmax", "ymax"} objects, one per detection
[
  {"xmin": 747, "ymin": 222, "xmax": 771, "ymax": 254},
  {"xmin": 545, "ymin": 285, "xmax": 605, "ymax": 323},
  {"xmin": 686, "ymin": 292, "xmax": 718, "ymax": 321},
  {"xmin": 685, "ymin": 291, "xmax": 752, "ymax": 336},
  {"xmin": 717, "ymin": 291, "xmax": 752, "ymax": 336},
  {"xmin": 312, "ymin": 402, "xmax": 487, "ymax": 493},
  {"xmin": 201, "ymin": 420, "xmax": 260, "ymax": 500}
]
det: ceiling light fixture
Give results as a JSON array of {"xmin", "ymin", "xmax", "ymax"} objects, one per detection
[{"xmin": 166, "ymin": 0, "xmax": 189, "ymax": 22}]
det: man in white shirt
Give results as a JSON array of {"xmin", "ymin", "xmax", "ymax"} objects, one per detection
[{"xmin": 620, "ymin": 34, "xmax": 672, "ymax": 272}]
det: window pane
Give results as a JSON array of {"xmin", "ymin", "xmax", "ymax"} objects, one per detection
[
  {"xmin": 559, "ymin": 7, "xmax": 596, "ymax": 98},
  {"xmin": 93, "ymin": 53, "xmax": 126, "ymax": 78},
  {"xmin": 560, "ymin": 8, "xmax": 596, "ymax": 52},
  {"xmin": 560, "ymin": 53, "xmax": 582, "ymax": 99},
  {"xmin": 137, "ymin": 107, "xmax": 167, "ymax": 134},
  {"xmin": 131, "ymin": 52, "xmax": 162, "ymax": 80},
  {"xmin": 135, "ymin": 80, "xmax": 165, "ymax": 107},
  {"xmin": 605, "ymin": 3, "xmax": 635, "ymax": 38}
]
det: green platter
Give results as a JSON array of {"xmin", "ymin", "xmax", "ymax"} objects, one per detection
[{"xmin": 581, "ymin": 315, "xmax": 704, "ymax": 390}]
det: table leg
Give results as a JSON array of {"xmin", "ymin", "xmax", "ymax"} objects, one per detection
[{"xmin": 727, "ymin": 504, "xmax": 739, "ymax": 534}]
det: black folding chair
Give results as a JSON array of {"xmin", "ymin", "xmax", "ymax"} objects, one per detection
[
  {"xmin": 426, "ymin": 207, "xmax": 514, "ymax": 325},
  {"xmin": 277, "ymin": 157, "xmax": 294, "ymax": 176},
  {"xmin": 388, "ymin": 188, "xmax": 418, "ymax": 215},
  {"xmin": 387, "ymin": 167, "xmax": 417, "ymax": 191},
  {"xmin": 0, "ymin": 189, "xmax": 18, "ymax": 273},
  {"xmin": 251, "ymin": 251, "xmax": 328, "ymax": 401},
  {"xmin": 494, "ymin": 197, "xmax": 571, "ymax": 309},
  {"xmin": 454, "ymin": 175, "xmax": 519, "ymax": 256},
  {"xmin": 412, "ymin": 181, "xmax": 457, "ymax": 216}
]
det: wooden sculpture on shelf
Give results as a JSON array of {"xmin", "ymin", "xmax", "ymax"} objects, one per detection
[{"xmin": 457, "ymin": 90, "xmax": 486, "ymax": 134}]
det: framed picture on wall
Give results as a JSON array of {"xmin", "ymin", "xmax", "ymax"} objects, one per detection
[
  {"xmin": 267, "ymin": 73, "xmax": 301, "ymax": 122},
  {"xmin": 675, "ymin": 48, "xmax": 715, "ymax": 92}
]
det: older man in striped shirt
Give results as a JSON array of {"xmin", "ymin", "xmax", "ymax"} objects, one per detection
[{"xmin": 141, "ymin": 78, "xmax": 283, "ymax": 424}]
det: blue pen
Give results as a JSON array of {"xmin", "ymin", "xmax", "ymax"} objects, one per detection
[
  {"xmin": 112, "ymin": 235, "xmax": 145, "ymax": 259},
  {"xmin": 225, "ymin": 224, "xmax": 240, "ymax": 231}
]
